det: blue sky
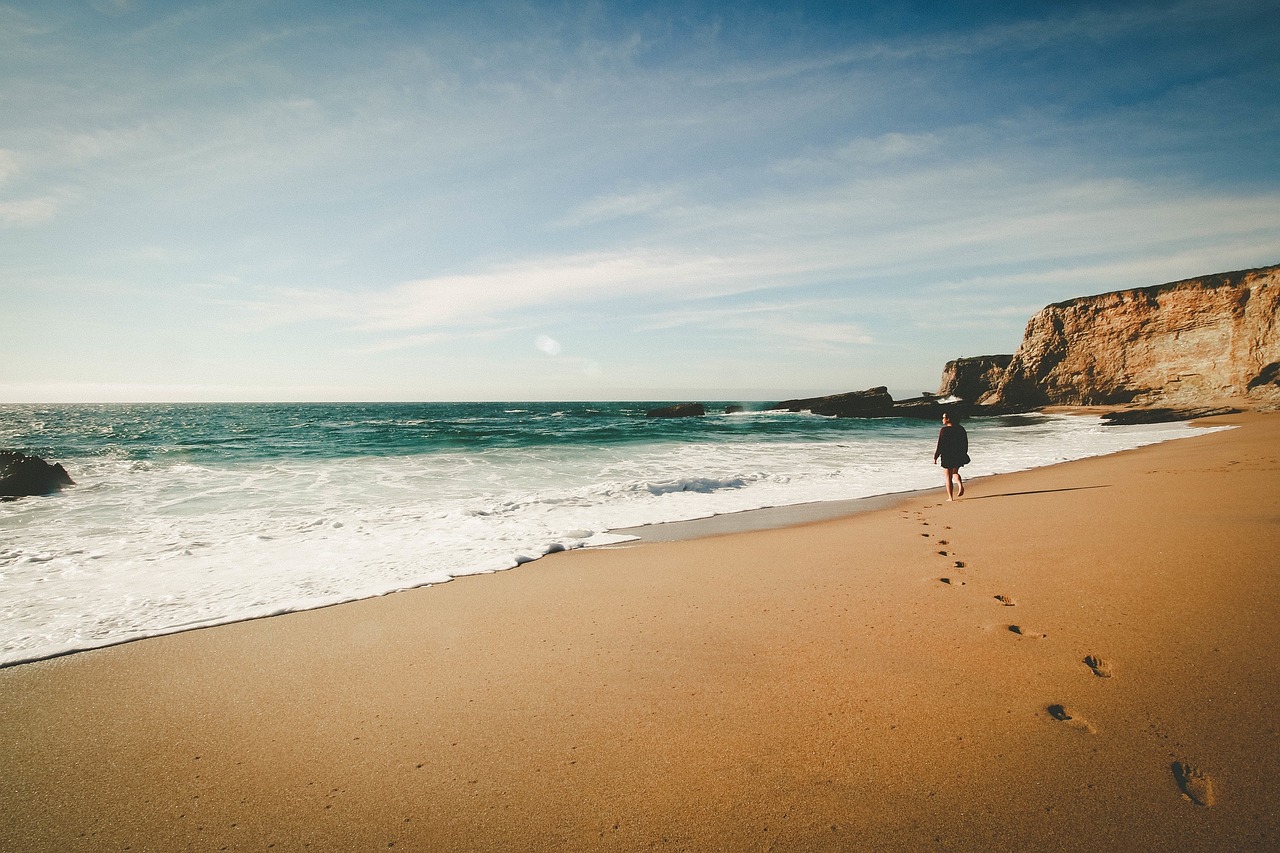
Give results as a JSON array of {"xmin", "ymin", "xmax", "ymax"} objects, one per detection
[{"xmin": 3, "ymin": 0, "xmax": 1278, "ymax": 402}]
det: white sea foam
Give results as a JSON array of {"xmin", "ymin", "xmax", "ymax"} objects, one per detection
[{"xmin": 0, "ymin": 414, "xmax": 1225, "ymax": 665}]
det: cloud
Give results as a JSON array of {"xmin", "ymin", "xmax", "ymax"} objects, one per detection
[
  {"xmin": 0, "ymin": 197, "xmax": 58, "ymax": 226},
  {"xmin": 226, "ymin": 166, "xmax": 1280, "ymax": 346},
  {"xmin": 553, "ymin": 187, "xmax": 682, "ymax": 228},
  {"xmin": 90, "ymin": 0, "xmax": 136, "ymax": 17},
  {"xmin": 638, "ymin": 299, "xmax": 876, "ymax": 351},
  {"xmin": 0, "ymin": 149, "xmax": 17, "ymax": 184},
  {"xmin": 356, "ymin": 251, "xmax": 772, "ymax": 332}
]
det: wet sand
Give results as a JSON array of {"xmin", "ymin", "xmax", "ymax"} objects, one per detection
[{"xmin": 1, "ymin": 412, "xmax": 1277, "ymax": 851}]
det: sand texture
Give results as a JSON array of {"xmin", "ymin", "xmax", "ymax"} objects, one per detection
[{"xmin": 2, "ymin": 413, "xmax": 1277, "ymax": 851}]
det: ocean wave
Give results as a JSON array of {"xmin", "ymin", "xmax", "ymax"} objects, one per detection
[{"xmin": 0, "ymin": 405, "xmax": 1228, "ymax": 666}]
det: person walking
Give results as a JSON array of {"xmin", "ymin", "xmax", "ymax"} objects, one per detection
[{"xmin": 933, "ymin": 411, "xmax": 970, "ymax": 501}]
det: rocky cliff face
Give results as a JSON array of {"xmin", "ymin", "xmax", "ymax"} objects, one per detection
[
  {"xmin": 938, "ymin": 355, "xmax": 1013, "ymax": 401},
  {"xmin": 987, "ymin": 264, "xmax": 1280, "ymax": 408}
]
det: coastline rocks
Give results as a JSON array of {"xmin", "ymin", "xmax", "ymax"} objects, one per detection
[
  {"xmin": 0, "ymin": 451, "xmax": 75, "ymax": 498},
  {"xmin": 890, "ymin": 395, "xmax": 959, "ymax": 420},
  {"xmin": 939, "ymin": 355, "xmax": 1013, "ymax": 402},
  {"xmin": 768, "ymin": 388, "xmax": 976, "ymax": 420},
  {"xmin": 770, "ymin": 387, "xmax": 895, "ymax": 418},
  {"xmin": 646, "ymin": 403, "xmax": 706, "ymax": 418},
  {"xmin": 987, "ymin": 264, "xmax": 1280, "ymax": 408},
  {"xmin": 1101, "ymin": 406, "xmax": 1239, "ymax": 426}
]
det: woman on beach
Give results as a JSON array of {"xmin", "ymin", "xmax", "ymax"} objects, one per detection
[{"xmin": 933, "ymin": 411, "xmax": 969, "ymax": 501}]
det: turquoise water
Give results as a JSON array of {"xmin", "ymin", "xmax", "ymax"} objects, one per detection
[
  {"xmin": 0, "ymin": 403, "xmax": 1218, "ymax": 666},
  {"xmin": 4, "ymin": 401, "xmax": 926, "ymax": 461}
]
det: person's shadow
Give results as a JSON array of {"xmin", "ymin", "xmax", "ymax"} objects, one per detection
[{"xmin": 967, "ymin": 485, "xmax": 1110, "ymax": 499}]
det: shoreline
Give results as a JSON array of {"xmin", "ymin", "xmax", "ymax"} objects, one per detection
[
  {"xmin": 0, "ymin": 412, "xmax": 1216, "ymax": 669},
  {"xmin": 609, "ymin": 489, "xmax": 926, "ymax": 542},
  {"xmin": 2, "ymin": 411, "xmax": 1276, "ymax": 850}
]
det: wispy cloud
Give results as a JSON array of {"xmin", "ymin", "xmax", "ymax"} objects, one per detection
[
  {"xmin": 642, "ymin": 301, "xmax": 877, "ymax": 352},
  {"xmin": 553, "ymin": 187, "xmax": 684, "ymax": 228},
  {"xmin": 0, "ymin": 196, "xmax": 59, "ymax": 226},
  {"xmin": 0, "ymin": 149, "xmax": 17, "ymax": 183}
]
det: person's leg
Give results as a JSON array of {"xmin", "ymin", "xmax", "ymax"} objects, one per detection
[
  {"xmin": 944, "ymin": 467, "xmax": 956, "ymax": 501},
  {"xmin": 955, "ymin": 470, "xmax": 964, "ymax": 497}
]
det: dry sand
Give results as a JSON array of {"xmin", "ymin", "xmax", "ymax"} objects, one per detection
[{"xmin": 2, "ymin": 413, "xmax": 1277, "ymax": 851}]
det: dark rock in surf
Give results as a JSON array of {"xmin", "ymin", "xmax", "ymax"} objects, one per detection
[
  {"xmin": 891, "ymin": 396, "xmax": 956, "ymax": 420},
  {"xmin": 1100, "ymin": 406, "xmax": 1238, "ymax": 426},
  {"xmin": 770, "ymin": 387, "xmax": 895, "ymax": 418},
  {"xmin": 646, "ymin": 403, "xmax": 706, "ymax": 418},
  {"xmin": 0, "ymin": 451, "xmax": 75, "ymax": 498}
]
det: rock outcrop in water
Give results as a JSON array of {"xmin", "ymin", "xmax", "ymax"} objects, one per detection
[
  {"xmin": 770, "ymin": 387, "xmax": 963, "ymax": 420},
  {"xmin": 771, "ymin": 387, "xmax": 896, "ymax": 418},
  {"xmin": 0, "ymin": 451, "xmax": 75, "ymax": 498},
  {"xmin": 984, "ymin": 264, "xmax": 1280, "ymax": 408},
  {"xmin": 646, "ymin": 403, "xmax": 706, "ymax": 418}
]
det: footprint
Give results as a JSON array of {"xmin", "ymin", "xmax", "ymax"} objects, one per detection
[
  {"xmin": 953, "ymin": 561, "xmax": 966, "ymax": 569},
  {"xmin": 940, "ymin": 577, "xmax": 966, "ymax": 586},
  {"xmin": 1172, "ymin": 762, "xmax": 1216, "ymax": 806},
  {"xmin": 921, "ymin": 533, "xmax": 930, "ymax": 538},
  {"xmin": 1083, "ymin": 655, "xmax": 1113, "ymax": 678},
  {"xmin": 937, "ymin": 550, "xmax": 949, "ymax": 557},
  {"xmin": 936, "ymin": 539, "xmax": 949, "ymax": 545},
  {"xmin": 1046, "ymin": 704, "xmax": 1096, "ymax": 733},
  {"xmin": 994, "ymin": 595, "xmax": 1016, "ymax": 606},
  {"xmin": 1009, "ymin": 625, "xmax": 1046, "ymax": 638}
]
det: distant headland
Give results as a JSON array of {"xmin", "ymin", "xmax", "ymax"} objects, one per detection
[{"xmin": 650, "ymin": 262, "xmax": 1280, "ymax": 422}]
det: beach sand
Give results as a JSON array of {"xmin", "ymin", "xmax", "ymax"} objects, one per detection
[{"xmin": 2, "ymin": 413, "xmax": 1277, "ymax": 851}]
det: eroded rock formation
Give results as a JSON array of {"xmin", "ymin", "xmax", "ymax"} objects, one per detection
[
  {"xmin": 938, "ymin": 355, "xmax": 1013, "ymax": 402},
  {"xmin": 769, "ymin": 388, "xmax": 962, "ymax": 419},
  {"xmin": 770, "ymin": 387, "xmax": 895, "ymax": 418},
  {"xmin": 986, "ymin": 265, "xmax": 1280, "ymax": 408},
  {"xmin": 646, "ymin": 403, "xmax": 706, "ymax": 418}
]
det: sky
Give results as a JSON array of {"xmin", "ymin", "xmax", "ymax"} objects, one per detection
[{"xmin": 2, "ymin": 0, "xmax": 1278, "ymax": 403}]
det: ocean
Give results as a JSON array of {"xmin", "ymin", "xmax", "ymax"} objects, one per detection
[{"xmin": 0, "ymin": 402, "xmax": 1222, "ymax": 667}]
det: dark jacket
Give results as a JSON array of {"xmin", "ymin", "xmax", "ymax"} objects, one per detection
[{"xmin": 934, "ymin": 424, "xmax": 970, "ymax": 468}]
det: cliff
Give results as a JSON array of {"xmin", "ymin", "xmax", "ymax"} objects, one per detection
[
  {"xmin": 986, "ymin": 264, "xmax": 1280, "ymax": 408},
  {"xmin": 938, "ymin": 355, "xmax": 1013, "ymax": 401}
]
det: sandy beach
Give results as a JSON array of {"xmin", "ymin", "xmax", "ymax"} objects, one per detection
[{"xmin": 2, "ymin": 412, "xmax": 1277, "ymax": 851}]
